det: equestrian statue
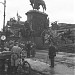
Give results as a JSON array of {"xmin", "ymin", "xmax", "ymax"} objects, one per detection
[{"xmin": 30, "ymin": 0, "xmax": 46, "ymax": 12}]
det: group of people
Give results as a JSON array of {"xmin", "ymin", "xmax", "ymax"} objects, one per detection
[
  {"xmin": 26, "ymin": 41, "xmax": 36, "ymax": 58},
  {"xmin": 4, "ymin": 40, "xmax": 36, "ymax": 58},
  {"xmin": 0, "ymin": 40, "xmax": 36, "ymax": 73},
  {"xmin": 0, "ymin": 39, "xmax": 57, "ymax": 74},
  {"xmin": 10, "ymin": 40, "xmax": 56, "ymax": 73},
  {"xmin": 10, "ymin": 41, "xmax": 36, "ymax": 73}
]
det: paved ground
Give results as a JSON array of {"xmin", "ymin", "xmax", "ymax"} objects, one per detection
[
  {"xmin": 35, "ymin": 50, "xmax": 75, "ymax": 75},
  {"xmin": 0, "ymin": 50, "xmax": 75, "ymax": 75}
]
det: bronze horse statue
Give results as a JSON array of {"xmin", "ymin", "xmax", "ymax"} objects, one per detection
[{"xmin": 30, "ymin": 0, "xmax": 46, "ymax": 12}]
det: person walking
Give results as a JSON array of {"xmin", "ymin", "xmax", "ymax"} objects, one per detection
[{"xmin": 48, "ymin": 42, "xmax": 56, "ymax": 68}]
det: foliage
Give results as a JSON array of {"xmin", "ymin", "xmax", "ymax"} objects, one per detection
[
  {"xmin": 42, "ymin": 28, "xmax": 58, "ymax": 46},
  {"xmin": 5, "ymin": 29, "xmax": 13, "ymax": 37},
  {"xmin": 58, "ymin": 29, "xmax": 75, "ymax": 44},
  {"xmin": 58, "ymin": 44, "xmax": 75, "ymax": 53}
]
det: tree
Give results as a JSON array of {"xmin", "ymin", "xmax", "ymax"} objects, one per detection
[{"xmin": 41, "ymin": 28, "xmax": 58, "ymax": 45}]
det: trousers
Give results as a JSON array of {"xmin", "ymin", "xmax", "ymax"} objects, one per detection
[{"xmin": 50, "ymin": 57, "xmax": 54, "ymax": 67}]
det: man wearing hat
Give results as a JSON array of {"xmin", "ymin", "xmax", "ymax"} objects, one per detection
[
  {"xmin": 11, "ymin": 42, "xmax": 22, "ymax": 73},
  {"xmin": 26, "ymin": 41, "xmax": 32, "ymax": 58},
  {"xmin": 48, "ymin": 42, "xmax": 56, "ymax": 68}
]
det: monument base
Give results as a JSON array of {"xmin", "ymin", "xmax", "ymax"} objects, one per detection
[{"xmin": 25, "ymin": 10, "xmax": 49, "ymax": 49}]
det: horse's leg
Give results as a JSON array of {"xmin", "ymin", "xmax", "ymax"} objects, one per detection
[
  {"xmin": 43, "ymin": 7, "xmax": 44, "ymax": 12},
  {"xmin": 42, "ymin": 5, "xmax": 44, "ymax": 12}
]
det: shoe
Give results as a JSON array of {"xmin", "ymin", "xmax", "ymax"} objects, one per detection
[{"xmin": 50, "ymin": 66, "xmax": 54, "ymax": 68}]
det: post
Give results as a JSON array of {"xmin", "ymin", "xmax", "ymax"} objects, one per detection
[
  {"xmin": 0, "ymin": 0, "xmax": 6, "ymax": 32},
  {"xmin": 3, "ymin": 0, "xmax": 6, "ymax": 32},
  {"xmin": 0, "ymin": 0, "xmax": 6, "ymax": 52}
]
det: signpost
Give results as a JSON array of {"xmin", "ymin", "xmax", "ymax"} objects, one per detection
[
  {"xmin": 1, "ymin": 35, "xmax": 6, "ymax": 41},
  {"xmin": 0, "ymin": 34, "xmax": 6, "ymax": 51},
  {"xmin": 0, "ymin": 0, "xmax": 6, "ymax": 32},
  {"xmin": 0, "ymin": 0, "xmax": 6, "ymax": 51}
]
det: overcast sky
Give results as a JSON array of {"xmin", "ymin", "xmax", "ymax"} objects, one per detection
[{"xmin": 0, "ymin": 0, "xmax": 75, "ymax": 30}]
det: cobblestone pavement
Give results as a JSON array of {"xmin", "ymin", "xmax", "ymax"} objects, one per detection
[
  {"xmin": 0, "ymin": 50, "xmax": 75, "ymax": 75},
  {"xmin": 35, "ymin": 50, "xmax": 75, "ymax": 75},
  {"xmin": 0, "ymin": 70, "xmax": 44, "ymax": 75}
]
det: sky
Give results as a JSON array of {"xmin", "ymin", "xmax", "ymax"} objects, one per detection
[{"xmin": 0, "ymin": 0, "xmax": 75, "ymax": 30}]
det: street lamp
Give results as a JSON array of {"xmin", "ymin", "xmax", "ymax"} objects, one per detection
[
  {"xmin": 0, "ymin": 0, "xmax": 6, "ymax": 32},
  {"xmin": 0, "ymin": 0, "xmax": 6, "ymax": 51}
]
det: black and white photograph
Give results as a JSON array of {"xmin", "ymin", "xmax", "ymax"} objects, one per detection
[{"xmin": 0, "ymin": 0, "xmax": 74, "ymax": 75}]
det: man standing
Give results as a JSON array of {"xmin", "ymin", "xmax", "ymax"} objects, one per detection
[
  {"xmin": 26, "ymin": 41, "xmax": 31, "ymax": 58},
  {"xmin": 48, "ymin": 42, "xmax": 56, "ymax": 68},
  {"xmin": 11, "ymin": 42, "xmax": 22, "ymax": 73},
  {"xmin": 31, "ymin": 43, "xmax": 36, "ymax": 57}
]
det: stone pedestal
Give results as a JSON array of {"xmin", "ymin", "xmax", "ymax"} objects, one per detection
[
  {"xmin": 26, "ymin": 10, "xmax": 49, "ymax": 37},
  {"xmin": 25, "ymin": 10, "xmax": 49, "ymax": 49}
]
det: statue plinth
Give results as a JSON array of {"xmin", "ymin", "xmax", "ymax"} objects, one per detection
[
  {"xmin": 26, "ymin": 10, "xmax": 48, "ymax": 16},
  {"xmin": 26, "ymin": 10, "xmax": 49, "ymax": 36}
]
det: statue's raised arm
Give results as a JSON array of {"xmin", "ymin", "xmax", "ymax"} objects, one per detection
[{"xmin": 29, "ymin": 0, "xmax": 46, "ymax": 12}]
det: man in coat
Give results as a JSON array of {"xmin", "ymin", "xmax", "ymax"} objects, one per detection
[
  {"xmin": 11, "ymin": 42, "xmax": 22, "ymax": 73},
  {"xmin": 26, "ymin": 41, "xmax": 32, "ymax": 58},
  {"xmin": 48, "ymin": 42, "xmax": 56, "ymax": 68},
  {"xmin": 31, "ymin": 43, "xmax": 36, "ymax": 57}
]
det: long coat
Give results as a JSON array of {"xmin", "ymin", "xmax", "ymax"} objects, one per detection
[
  {"xmin": 11, "ymin": 46, "xmax": 22, "ymax": 66},
  {"xmin": 48, "ymin": 45, "xmax": 56, "ymax": 58}
]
